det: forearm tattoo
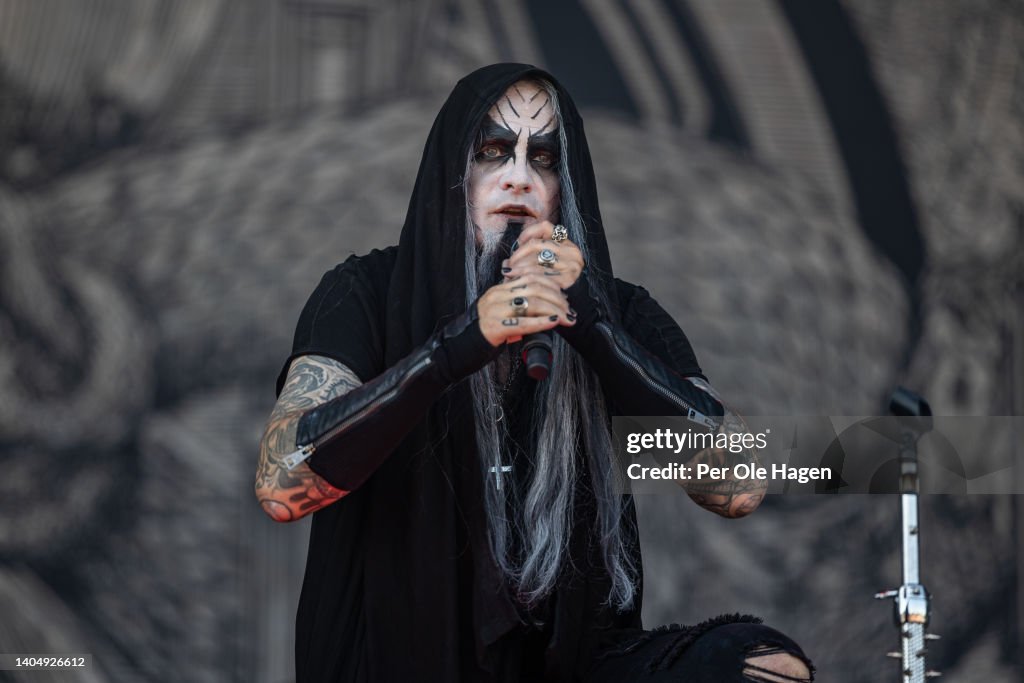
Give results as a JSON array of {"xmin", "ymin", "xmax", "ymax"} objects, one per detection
[
  {"xmin": 255, "ymin": 356, "xmax": 361, "ymax": 521},
  {"xmin": 678, "ymin": 377, "xmax": 767, "ymax": 518}
]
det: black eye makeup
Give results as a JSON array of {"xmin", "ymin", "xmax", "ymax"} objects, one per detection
[
  {"xmin": 475, "ymin": 120, "xmax": 560, "ymax": 170},
  {"xmin": 476, "ymin": 141, "xmax": 510, "ymax": 162},
  {"xmin": 528, "ymin": 139, "xmax": 559, "ymax": 170},
  {"xmin": 476, "ymin": 121, "xmax": 516, "ymax": 161}
]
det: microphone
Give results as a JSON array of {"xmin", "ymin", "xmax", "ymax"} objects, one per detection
[
  {"xmin": 505, "ymin": 221, "xmax": 553, "ymax": 381},
  {"xmin": 522, "ymin": 330, "xmax": 553, "ymax": 381}
]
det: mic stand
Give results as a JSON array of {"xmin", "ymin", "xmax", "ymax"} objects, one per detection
[{"xmin": 874, "ymin": 387, "xmax": 941, "ymax": 681}]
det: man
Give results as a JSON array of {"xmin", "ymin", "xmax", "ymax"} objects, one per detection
[{"xmin": 255, "ymin": 64, "xmax": 813, "ymax": 682}]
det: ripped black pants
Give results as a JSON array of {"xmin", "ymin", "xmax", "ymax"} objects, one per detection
[{"xmin": 586, "ymin": 615, "xmax": 815, "ymax": 682}]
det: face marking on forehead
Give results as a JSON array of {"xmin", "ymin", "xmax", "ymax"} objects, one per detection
[
  {"xmin": 494, "ymin": 105, "xmax": 514, "ymax": 132},
  {"xmin": 529, "ymin": 115, "xmax": 554, "ymax": 138},
  {"xmin": 530, "ymin": 97, "xmax": 550, "ymax": 120},
  {"xmin": 494, "ymin": 95, "xmax": 551, "ymax": 127},
  {"xmin": 486, "ymin": 80, "xmax": 558, "ymax": 153}
]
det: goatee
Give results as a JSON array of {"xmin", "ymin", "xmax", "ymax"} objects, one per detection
[{"xmin": 475, "ymin": 222, "xmax": 520, "ymax": 293}]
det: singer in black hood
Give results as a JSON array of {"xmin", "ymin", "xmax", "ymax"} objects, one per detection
[{"xmin": 256, "ymin": 63, "xmax": 814, "ymax": 683}]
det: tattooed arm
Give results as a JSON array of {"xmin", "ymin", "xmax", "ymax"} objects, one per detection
[
  {"xmin": 559, "ymin": 278, "xmax": 765, "ymax": 518},
  {"xmin": 674, "ymin": 378, "xmax": 767, "ymax": 518},
  {"xmin": 254, "ymin": 355, "xmax": 359, "ymax": 522},
  {"xmin": 259, "ymin": 305, "xmax": 501, "ymax": 503}
]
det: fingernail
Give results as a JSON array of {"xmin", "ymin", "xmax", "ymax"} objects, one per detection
[
  {"xmin": 569, "ymin": 308, "xmax": 577, "ymax": 316},
  {"xmin": 567, "ymin": 313, "xmax": 577, "ymax": 322},
  {"xmin": 549, "ymin": 315, "xmax": 559, "ymax": 321},
  {"xmin": 501, "ymin": 267, "xmax": 512, "ymax": 273},
  {"xmin": 511, "ymin": 240, "xmax": 519, "ymax": 252}
]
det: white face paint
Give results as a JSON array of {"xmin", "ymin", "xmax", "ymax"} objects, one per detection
[{"xmin": 468, "ymin": 80, "xmax": 561, "ymax": 245}]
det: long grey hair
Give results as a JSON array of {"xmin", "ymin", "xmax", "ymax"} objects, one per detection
[{"xmin": 462, "ymin": 79, "xmax": 638, "ymax": 612}]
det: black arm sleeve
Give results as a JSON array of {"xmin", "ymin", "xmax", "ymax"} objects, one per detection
[
  {"xmin": 557, "ymin": 275, "xmax": 723, "ymax": 424},
  {"xmin": 276, "ymin": 249, "xmax": 499, "ymax": 491},
  {"xmin": 288, "ymin": 306, "xmax": 499, "ymax": 491}
]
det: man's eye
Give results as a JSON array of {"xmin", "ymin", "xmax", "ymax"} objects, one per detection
[
  {"xmin": 531, "ymin": 151, "xmax": 556, "ymax": 168},
  {"xmin": 479, "ymin": 144, "xmax": 505, "ymax": 159}
]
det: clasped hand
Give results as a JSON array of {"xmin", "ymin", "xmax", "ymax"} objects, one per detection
[{"xmin": 477, "ymin": 221, "xmax": 585, "ymax": 346}]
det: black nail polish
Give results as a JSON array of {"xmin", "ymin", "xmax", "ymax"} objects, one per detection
[
  {"xmin": 511, "ymin": 240, "xmax": 519, "ymax": 252},
  {"xmin": 549, "ymin": 315, "xmax": 559, "ymax": 321},
  {"xmin": 567, "ymin": 313, "xmax": 577, "ymax": 321},
  {"xmin": 569, "ymin": 308, "xmax": 577, "ymax": 316},
  {"xmin": 501, "ymin": 267, "xmax": 512, "ymax": 273}
]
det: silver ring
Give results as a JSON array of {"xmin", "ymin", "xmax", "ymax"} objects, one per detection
[
  {"xmin": 511, "ymin": 296, "xmax": 529, "ymax": 316},
  {"xmin": 537, "ymin": 248, "xmax": 558, "ymax": 268},
  {"xmin": 551, "ymin": 224, "xmax": 568, "ymax": 243}
]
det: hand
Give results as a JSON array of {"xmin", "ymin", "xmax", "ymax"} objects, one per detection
[
  {"xmin": 477, "ymin": 273, "xmax": 575, "ymax": 346},
  {"xmin": 678, "ymin": 443, "xmax": 767, "ymax": 519},
  {"xmin": 503, "ymin": 221, "xmax": 585, "ymax": 291}
]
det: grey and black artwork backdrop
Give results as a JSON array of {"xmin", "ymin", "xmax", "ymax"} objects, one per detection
[{"xmin": 0, "ymin": 1, "xmax": 1020, "ymax": 681}]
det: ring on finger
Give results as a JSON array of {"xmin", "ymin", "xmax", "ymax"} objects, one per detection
[
  {"xmin": 537, "ymin": 248, "xmax": 559, "ymax": 268},
  {"xmin": 551, "ymin": 224, "xmax": 568, "ymax": 243},
  {"xmin": 511, "ymin": 296, "xmax": 529, "ymax": 317}
]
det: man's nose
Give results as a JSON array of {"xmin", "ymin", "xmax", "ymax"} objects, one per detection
[{"xmin": 500, "ymin": 156, "xmax": 532, "ymax": 193}]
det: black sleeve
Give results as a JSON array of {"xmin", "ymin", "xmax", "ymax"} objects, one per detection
[
  {"xmin": 275, "ymin": 253, "xmax": 387, "ymax": 395},
  {"xmin": 557, "ymin": 275, "xmax": 722, "ymax": 422},
  {"xmin": 293, "ymin": 305, "xmax": 498, "ymax": 490},
  {"xmin": 614, "ymin": 279, "xmax": 706, "ymax": 381},
  {"xmin": 273, "ymin": 250, "xmax": 499, "ymax": 491}
]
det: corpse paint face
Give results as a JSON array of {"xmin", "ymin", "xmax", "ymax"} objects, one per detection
[{"xmin": 469, "ymin": 80, "xmax": 561, "ymax": 244}]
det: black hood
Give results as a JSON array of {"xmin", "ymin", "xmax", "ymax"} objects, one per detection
[{"xmin": 385, "ymin": 62, "xmax": 617, "ymax": 362}]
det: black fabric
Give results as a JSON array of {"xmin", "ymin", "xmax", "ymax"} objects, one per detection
[
  {"xmin": 587, "ymin": 619, "xmax": 814, "ymax": 682},
  {"xmin": 276, "ymin": 247, "xmax": 397, "ymax": 391},
  {"xmin": 613, "ymin": 280, "xmax": 705, "ymax": 383},
  {"xmin": 297, "ymin": 304, "xmax": 499, "ymax": 491},
  {"xmin": 282, "ymin": 257, "xmax": 708, "ymax": 683},
  {"xmin": 279, "ymin": 63, "xmax": 712, "ymax": 683},
  {"xmin": 561, "ymin": 275, "xmax": 722, "ymax": 419}
]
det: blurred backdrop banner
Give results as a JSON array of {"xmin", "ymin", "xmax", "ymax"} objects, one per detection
[{"xmin": 0, "ymin": 1, "xmax": 1020, "ymax": 681}]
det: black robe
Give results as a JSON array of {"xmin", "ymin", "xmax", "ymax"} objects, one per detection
[{"xmin": 279, "ymin": 63, "xmax": 702, "ymax": 683}]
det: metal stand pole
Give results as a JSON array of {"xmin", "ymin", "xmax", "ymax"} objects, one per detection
[{"xmin": 875, "ymin": 387, "xmax": 941, "ymax": 682}]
